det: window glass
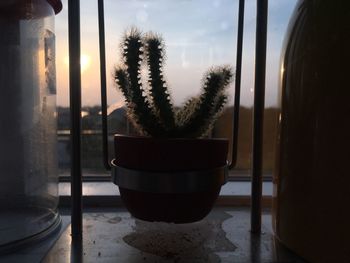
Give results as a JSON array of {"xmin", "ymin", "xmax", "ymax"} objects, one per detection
[{"xmin": 55, "ymin": 0, "xmax": 296, "ymax": 179}]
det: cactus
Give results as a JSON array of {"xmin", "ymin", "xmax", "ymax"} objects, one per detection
[{"xmin": 114, "ymin": 28, "xmax": 233, "ymax": 138}]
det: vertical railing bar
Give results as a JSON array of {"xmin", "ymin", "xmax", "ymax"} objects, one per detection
[
  {"xmin": 251, "ymin": 0, "xmax": 268, "ymax": 234},
  {"xmin": 229, "ymin": 0, "xmax": 245, "ymax": 169},
  {"xmin": 98, "ymin": 0, "xmax": 111, "ymax": 171},
  {"xmin": 68, "ymin": 0, "xmax": 83, "ymax": 238}
]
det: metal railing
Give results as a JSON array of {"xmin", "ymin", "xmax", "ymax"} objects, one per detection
[{"xmin": 68, "ymin": 0, "xmax": 268, "ymax": 237}]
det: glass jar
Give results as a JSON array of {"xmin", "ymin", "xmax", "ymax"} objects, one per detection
[
  {"xmin": 0, "ymin": 0, "xmax": 62, "ymax": 249},
  {"xmin": 273, "ymin": 1, "xmax": 350, "ymax": 262}
]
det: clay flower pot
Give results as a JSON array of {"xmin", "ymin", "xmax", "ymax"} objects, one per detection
[{"xmin": 112, "ymin": 134, "xmax": 228, "ymax": 223}]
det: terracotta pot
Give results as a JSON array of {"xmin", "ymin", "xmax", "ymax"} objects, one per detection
[{"xmin": 112, "ymin": 134, "xmax": 228, "ymax": 223}]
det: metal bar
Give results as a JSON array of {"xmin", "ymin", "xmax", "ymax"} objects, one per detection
[
  {"xmin": 251, "ymin": 0, "xmax": 268, "ymax": 234},
  {"xmin": 98, "ymin": 0, "xmax": 111, "ymax": 171},
  {"xmin": 230, "ymin": 0, "xmax": 245, "ymax": 169},
  {"xmin": 68, "ymin": 0, "xmax": 82, "ymax": 238}
]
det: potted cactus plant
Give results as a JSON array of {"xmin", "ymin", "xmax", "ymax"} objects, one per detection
[{"xmin": 112, "ymin": 28, "xmax": 233, "ymax": 223}]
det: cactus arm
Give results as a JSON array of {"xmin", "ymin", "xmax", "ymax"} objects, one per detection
[
  {"xmin": 121, "ymin": 28, "xmax": 164, "ymax": 136},
  {"xmin": 200, "ymin": 94, "xmax": 228, "ymax": 138},
  {"xmin": 175, "ymin": 96, "xmax": 199, "ymax": 126},
  {"xmin": 145, "ymin": 33, "xmax": 175, "ymax": 130},
  {"xmin": 114, "ymin": 67, "xmax": 131, "ymax": 103},
  {"xmin": 180, "ymin": 66, "xmax": 233, "ymax": 137}
]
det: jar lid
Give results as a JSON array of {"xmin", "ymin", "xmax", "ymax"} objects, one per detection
[{"xmin": 47, "ymin": 0, "xmax": 63, "ymax": 14}]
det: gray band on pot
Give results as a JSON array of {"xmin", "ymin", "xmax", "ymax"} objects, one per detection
[{"xmin": 111, "ymin": 159, "xmax": 228, "ymax": 193}]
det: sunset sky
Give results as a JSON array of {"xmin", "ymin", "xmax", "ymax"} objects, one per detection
[{"xmin": 55, "ymin": 0, "xmax": 296, "ymax": 108}]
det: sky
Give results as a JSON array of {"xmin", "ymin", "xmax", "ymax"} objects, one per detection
[{"xmin": 55, "ymin": 0, "xmax": 297, "ymax": 108}]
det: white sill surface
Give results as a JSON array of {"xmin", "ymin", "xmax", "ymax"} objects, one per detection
[{"xmin": 59, "ymin": 181, "xmax": 273, "ymax": 196}]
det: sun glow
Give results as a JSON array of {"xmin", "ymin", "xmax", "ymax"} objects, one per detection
[{"xmin": 64, "ymin": 54, "xmax": 91, "ymax": 73}]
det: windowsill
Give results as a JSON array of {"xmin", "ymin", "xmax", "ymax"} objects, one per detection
[
  {"xmin": 58, "ymin": 181, "xmax": 273, "ymax": 208},
  {"xmin": 59, "ymin": 181, "xmax": 272, "ymax": 196}
]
